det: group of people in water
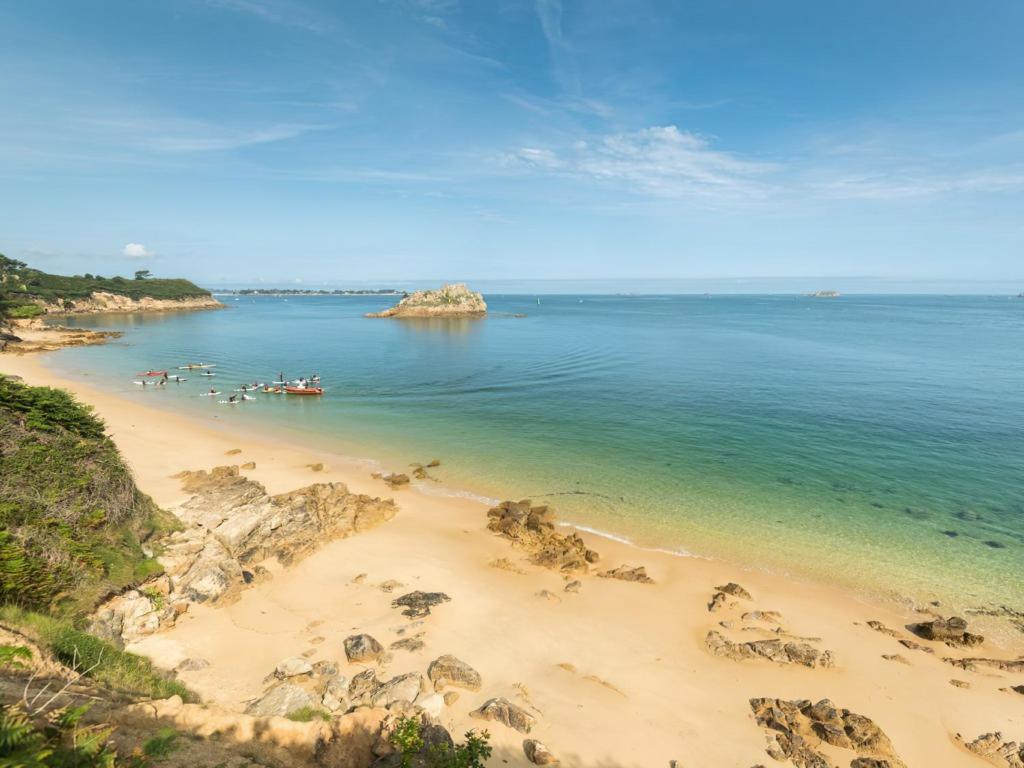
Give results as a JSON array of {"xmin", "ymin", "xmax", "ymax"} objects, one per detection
[
  {"xmin": 134, "ymin": 364, "xmax": 322, "ymax": 402},
  {"xmin": 215, "ymin": 372, "xmax": 321, "ymax": 403}
]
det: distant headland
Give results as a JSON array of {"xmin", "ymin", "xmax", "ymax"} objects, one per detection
[
  {"xmin": 806, "ymin": 289, "xmax": 841, "ymax": 298},
  {"xmin": 366, "ymin": 283, "xmax": 487, "ymax": 318}
]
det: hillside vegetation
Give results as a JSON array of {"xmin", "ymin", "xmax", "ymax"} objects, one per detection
[
  {"xmin": 0, "ymin": 253, "xmax": 211, "ymax": 319},
  {"xmin": 0, "ymin": 376, "xmax": 174, "ymax": 616}
]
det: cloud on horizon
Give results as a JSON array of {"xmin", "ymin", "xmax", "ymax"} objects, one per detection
[{"xmin": 122, "ymin": 243, "xmax": 151, "ymax": 258}]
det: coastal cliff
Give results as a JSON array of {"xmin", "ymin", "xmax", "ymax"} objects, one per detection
[
  {"xmin": 365, "ymin": 283, "xmax": 486, "ymax": 318},
  {"xmin": 33, "ymin": 291, "xmax": 222, "ymax": 315}
]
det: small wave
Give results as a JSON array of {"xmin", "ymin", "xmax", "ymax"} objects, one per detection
[
  {"xmin": 563, "ymin": 522, "xmax": 706, "ymax": 560},
  {"xmin": 414, "ymin": 482, "xmax": 501, "ymax": 506}
]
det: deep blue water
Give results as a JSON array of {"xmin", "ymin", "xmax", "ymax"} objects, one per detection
[{"xmin": 52, "ymin": 294, "xmax": 1024, "ymax": 612}]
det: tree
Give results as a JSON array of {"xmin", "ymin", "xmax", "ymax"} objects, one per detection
[{"xmin": 134, "ymin": 270, "xmax": 152, "ymax": 280}]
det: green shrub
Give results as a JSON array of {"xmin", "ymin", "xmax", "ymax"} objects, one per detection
[
  {"xmin": 0, "ymin": 607, "xmax": 192, "ymax": 701},
  {"xmin": 0, "ymin": 378, "xmax": 171, "ymax": 614},
  {"xmin": 389, "ymin": 717, "xmax": 491, "ymax": 768},
  {"xmin": 284, "ymin": 707, "xmax": 330, "ymax": 723}
]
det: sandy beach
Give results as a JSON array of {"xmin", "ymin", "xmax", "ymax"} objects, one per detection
[{"xmin": 2, "ymin": 346, "xmax": 1022, "ymax": 767}]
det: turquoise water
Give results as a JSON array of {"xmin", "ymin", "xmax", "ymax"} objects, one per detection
[{"xmin": 51, "ymin": 294, "xmax": 1024, "ymax": 612}]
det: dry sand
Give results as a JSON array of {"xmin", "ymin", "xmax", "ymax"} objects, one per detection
[{"xmin": 2, "ymin": 348, "xmax": 1022, "ymax": 767}]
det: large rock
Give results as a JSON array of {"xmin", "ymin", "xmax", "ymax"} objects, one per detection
[
  {"xmin": 345, "ymin": 634, "xmax": 385, "ymax": 663},
  {"xmin": 427, "ymin": 655, "xmax": 482, "ymax": 692},
  {"xmin": 910, "ymin": 616, "xmax": 984, "ymax": 647},
  {"xmin": 391, "ymin": 591, "xmax": 451, "ymax": 618},
  {"xmin": 706, "ymin": 631, "xmax": 833, "ymax": 668},
  {"xmin": 486, "ymin": 500, "xmax": 600, "ymax": 574},
  {"xmin": 366, "ymin": 284, "xmax": 487, "ymax": 318},
  {"xmin": 965, "ymin": 733, "xmax": 1024, "ymax": 768},
  {"xmin": 523, "ymin": 739, "xmax": 559, "ymax": 765},
  {"xmin": 469, "ymin": 697, "xmax": 536, "ymax": 734},
  {"xmin": 91, "ymin": 466, "xmax": 397, "ymax": 644},
  {"xmin": 749, "ymin": 698, "xmax": 905, "ymax": 768},
  {"xmin": 598, "ymin": 565, "xmax": 654, "ymax": 584},
  {"xmin": 245, "ymin": 683, "xmax": 315, "ymax": 716},
  {"xmin": 276, "ymin": 657, "xmax": 314, "ymax": 678}
]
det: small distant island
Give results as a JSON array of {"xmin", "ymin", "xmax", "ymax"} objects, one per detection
[
  {"xmin": 216, "ymin": 288, "xmax": 403, "ymax": 296},
  {"xmin": 366, "ymin": 283, "xmax": 487, "ymax": 318},
  {"xmin": 807, "ymin": 290, "xmax": 841, "ymax": 298}
]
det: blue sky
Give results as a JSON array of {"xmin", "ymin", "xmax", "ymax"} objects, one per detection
[{"xmin": 1, "ymin": 0, "xmax": 1022, "ymax": 287}]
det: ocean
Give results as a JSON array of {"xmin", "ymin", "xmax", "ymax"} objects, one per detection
[{"xmin": 50, "ymin": 293, "xmax": 1024, "ymax": 615}]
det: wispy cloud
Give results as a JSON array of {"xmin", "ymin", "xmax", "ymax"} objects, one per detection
[
  {"xmin": 535, "ymin": 0, "xmax": 581, "ymax": 95},
  {"xmin": 205, "ymin": 0, "xmax": 331, "ymax": 34},
  {"xmin": 74, "ymin": 115, "xmax": 325, "ymax": 154},
  {"xmin": 505, "ymin": 125, "xmax": 777, "ymax": 200}
]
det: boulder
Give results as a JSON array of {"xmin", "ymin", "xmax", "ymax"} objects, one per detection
[
  {"xmin": 275, "ymin": 657, "xmax": 314, "ymax": 678},
  {"xmin": 392, "ymin": 591, "xmax": 451, "ymax": 618},
  {"xmin": 910, "ymin": 616, "xmax": 984, "ymax": 647},
  {"xmin": 245, "ymin": 683, "xmax": 315, "ymax": 716},
  {"xmin": 427, "ymin": 655, "xmax": 482, "ymax": 691},
  {"xmin": 470, "ymin": 697, "xmax": 536, "ymax": 734},
  {"xmin": 705, "ymin": 631, "xmax": 834, "ymax": 668},
  {"xmin": 716, "ymin": 582, "xmax": 752, "ymax": 600},
  {"xmin": 345, "ymin": 634, "xmax": 385, "ymax": 663},
  {"xmin": 523, "ymin": 739, "xmax": 559, "ymax": 765},
  {"xmin": 370, "ymin": 673, "xmax": 425, "ymax": 708},
  {"xmin": 416, "ymin": 693, "xmax": 445, "ymax": 718},
  {"xmin": 321, "ymin": 677, "xmax": 349, "ymax": 712},
  {"xmin": 598, "ymin": 565, "xmax": 654, "ymax": 584}
]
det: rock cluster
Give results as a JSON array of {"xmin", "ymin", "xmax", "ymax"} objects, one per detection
[
  {"xmin": 90, "ymin": 466, "xmax": 397, "ymax": 646},
  {"xmin": 706, "ymin": 631, "xmax": 834, "ymax": 668},
  {"xmin": 365, "ymin": 284, "xmax": 487, "ymax": 318},
  {"xmin": 486, "ymin": 500, "xmax": 600, "ymax": 573},
  {"xmin": 910, "ymin": 616, "xmax": 984, "ymax": 647},
  {"xmin": 750, "ymin": 697, "xmax": 906, "ymax": 768},
  {"xmin": 391, "ymin": 591, "xmax": 451, "ymax": 618},
  {"xmin": 965, "ymin": 733, "xmax": 1024, "ymax": 768}
]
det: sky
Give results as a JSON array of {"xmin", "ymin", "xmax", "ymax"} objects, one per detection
[{"xmin": 1, "ymin": 0, "xmax": 1023, "ymax": 288}]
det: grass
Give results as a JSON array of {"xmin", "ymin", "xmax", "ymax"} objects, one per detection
[
  {"xmin": 0, "ymin": 606, "xmax": 192, "ymax": 701},
  {"xmin": 284, "ymin": 707, "xmax": 331, "ymax": 723}
]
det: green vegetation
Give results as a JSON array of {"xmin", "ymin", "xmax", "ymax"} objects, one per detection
[
  {"xmin": 389, "ymin": 717, "xmax": 491, "ymax": 768},
  {"xmin": 0, "ymin": 253, "xmax": 211, "ymax": 320},
  {"xmin": 0, "ymin": 377, "xmax": 174, "ymax": 616},
  {"xmin": 0, "ymin": 685, "xmax": 181, "ymax": 768},
  {"xmin": 0, "ymin": 612, "xmax": 190, "ymax": 701},
  {"xmin": 284, "ymin": 706, "xmax": 331, "ymax": 723}
]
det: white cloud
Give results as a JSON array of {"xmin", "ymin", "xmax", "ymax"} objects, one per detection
[
  {"xmin": 123, "ymin": 243, "xmax": 151, "ymax": 258},
  {"xmin": 505, "ymin": 125, "xmax": 777, "ymax": 200}
]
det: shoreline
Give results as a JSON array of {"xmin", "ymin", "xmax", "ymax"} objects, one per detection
[{"xmin": 3, "ymin": 341, "xmax": 1023, "ymax": 765}]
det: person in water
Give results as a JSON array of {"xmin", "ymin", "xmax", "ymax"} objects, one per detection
[
  {"xmin": 228, "ymin": 394, "xmax": 237, "ymax": 403},
  {"xmin": 209, "ymin": 388, "xmax": 216, "ymax": 394}
]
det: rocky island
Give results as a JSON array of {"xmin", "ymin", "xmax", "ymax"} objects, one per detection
[{"xmin": 365, "ymin": 283, "xmax": 486, "ymax": 318}]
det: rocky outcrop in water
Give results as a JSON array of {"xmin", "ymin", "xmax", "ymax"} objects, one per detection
[
  {"xmin": 486, "ymin": 500, "xmax": 600, "ymax": 574},
  {"xmin": 366, "ymin": 284, "xmax": 486, "ymax": 318},
  {"xmin": 750, "ymin": 697, "xmax": 905, "ymax": 768},
  {"xmin": 90, "ymin": 466, "xmax": 397, "ymax": 645}
]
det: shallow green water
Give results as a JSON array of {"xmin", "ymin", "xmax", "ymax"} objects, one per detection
[{"xmin": 51, "ymin": 294, "xmax": 1024, "ymax": 612}]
